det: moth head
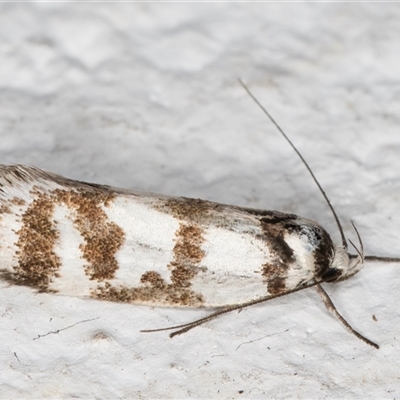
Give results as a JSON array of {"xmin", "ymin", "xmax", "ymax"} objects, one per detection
[{"xmin": 322, "ymin": 244, "xmax": 364, "ymax": 282}]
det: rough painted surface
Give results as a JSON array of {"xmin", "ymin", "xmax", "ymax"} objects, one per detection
[{"xmin": 0, "ymin": 3, "xmax": 400, "ymax": 399}]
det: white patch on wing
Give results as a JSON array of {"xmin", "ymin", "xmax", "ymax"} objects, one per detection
[
  {"xmin": 284, "ymin": 230, "xmax": 317, "ymax": 288},
  {"xmin": 191, "ymin": 226, "xmax": 270, "ymax": 306},
  {"xmin": 102, "ymin": 196, "xmax": 179, "ymax": 285},
  {"xmin": 48, "ymin": 203, "xmax": 94, "ymax": 295}
]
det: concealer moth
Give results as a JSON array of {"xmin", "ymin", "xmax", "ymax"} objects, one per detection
[{"xmin": 0, "ymin": 81, "xmax": 397, "ymax": 349}]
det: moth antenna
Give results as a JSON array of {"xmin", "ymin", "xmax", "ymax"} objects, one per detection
[{"xmin": 238, "ymin": 79, "xmax": 347, "ymax": 249}]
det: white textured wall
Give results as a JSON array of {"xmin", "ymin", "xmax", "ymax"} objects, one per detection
[{"xmin": 1, "ymin": 3, "xmax": 400, "ymax": 399}]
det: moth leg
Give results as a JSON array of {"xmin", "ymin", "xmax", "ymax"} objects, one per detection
[{"xmin": 315, "ymin": 284, "xmax": 379, "ymax": 349}]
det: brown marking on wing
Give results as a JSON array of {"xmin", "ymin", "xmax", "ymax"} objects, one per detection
[
  {"xmin": 162, "ymin": 197, "xmax": 216, "ymax": 223},
  {"xmin": 161, "ymin": 197, "xmax": 262, "ymax": 229},
  {"xmin": 13, "ymin": 194, "xmax": 61, "ymax": 290},
  {"xmin": 0, "ymin": 204, "xmax": 11, "ymax": 214},
  {"xmin": 259, "ymin": 217, "xmax": 296, "ymax": 296},
  {"xmin": 53, "ymin": 189, "xmax": 125, "ymax": 281},
  {"xmin": 93, "ymin": 223, "xmax": 206, "ymax": 307},
  {"xmin": 5, "ymin": 186, "xmax": 125, "ymax": 290},
  {"xmin": 94, "ymin": 274, "xmax": 205, "ymax": 307},
  {"xmin": 0, "ymin": 197, "xmax": 27, "ymax": 216},
  {"xmin": 169, "ymin": 223, "xmax": 205, "ymax": 282},
  {"xmin": 163, "ymin": 197, "xmax": 299, "ymax": 227},
  {"xmin": 141, "ymin": 271, "xmax": 166, "ymax": 288},
  {"xmin": 244, "ymin": 209, "xmax": 298, "ymax": 222},
  {"xmin": 268, "ymin": 277, "xmax": 287, "ymax": 296},
  {"xmin": 262, "ymin": 262, "xmax": 289, "ymax": 296},
  {"xmin": 311, "ymin": 228, "xmax": 334, "ymax": 276},
  {"xmin": 11, "ymin": 197, "xmax": 26, "ymax": 206}
]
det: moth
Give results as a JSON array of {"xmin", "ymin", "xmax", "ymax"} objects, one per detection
[{"xmin": 0, "ymin": 81, "xmax": 397, "ymax": 349}]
